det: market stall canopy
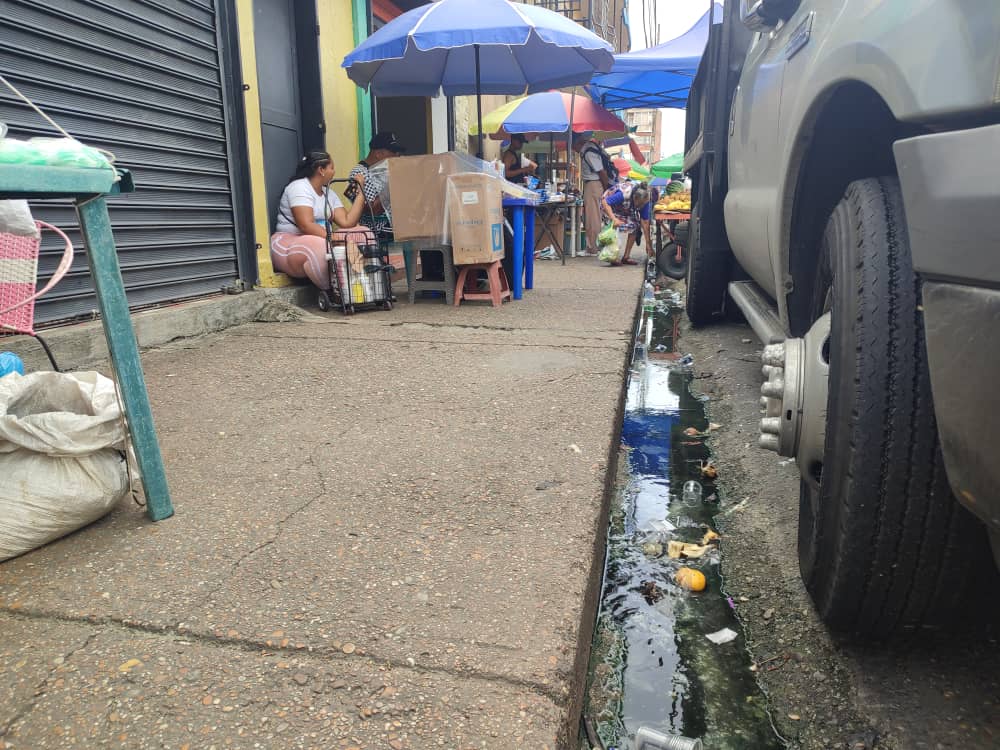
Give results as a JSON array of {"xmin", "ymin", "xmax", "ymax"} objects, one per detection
[
  {"xmin": 652, "ymin": 153, "xmax": 685, "ymax": 177},
  {"xmin": 342, "ymin": 0, "xmax": 614, "ymax": 97},
  {"xmin": 613, "ymin": 158, "xmax": 651, "ymax": 181},
  {"xmin": 470, "ymin": 91, "xmax": 626, "ymax": 138},
  {"xmin": 586, "ymin": 2, "xmax": 722, "ymax": 110}
]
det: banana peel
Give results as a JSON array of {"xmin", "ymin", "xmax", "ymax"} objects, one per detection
[{"xmin": 667, "ymin": 541, "xmax": 711, "ymax": 559}]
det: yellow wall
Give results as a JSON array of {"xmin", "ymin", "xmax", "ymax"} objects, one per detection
[
  {"xmin": 236, "ymin": 0, "xmax": 360, "ymax": 288},
  {"xmin": 317, "ymin": 0, "xmax": 361, "ymax": 198},
  {"xmin": 234, "ymin": 0, "xmax": 289, "ymax": 287}
]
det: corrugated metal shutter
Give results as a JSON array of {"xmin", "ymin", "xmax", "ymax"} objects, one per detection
[{"xmin": 0, "ymin": 0, "xmax": 244, "ymax": 324}]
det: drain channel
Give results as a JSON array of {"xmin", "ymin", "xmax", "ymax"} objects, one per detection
[{"xmin": 583, "ymin": 285, "xmax": 785, "ymax": 750}]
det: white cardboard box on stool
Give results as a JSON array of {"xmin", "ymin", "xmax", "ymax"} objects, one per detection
[{"xmin": 446, "ymin": 173, "xmax": 505, "ymax": 265}]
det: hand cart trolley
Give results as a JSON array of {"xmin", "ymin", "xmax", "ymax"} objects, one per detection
[{"xmin": 317, "ymin": 180, "xmax": 396, "ymax": 315}]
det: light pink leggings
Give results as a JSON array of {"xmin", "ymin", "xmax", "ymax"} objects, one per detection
[{"xmin": 269, "ymin": 232, "xmax": 330, "ymax": 290}]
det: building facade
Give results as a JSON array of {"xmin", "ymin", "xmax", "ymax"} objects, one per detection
[
  {"xmin": 624, "ymin": 109, "xmax": 662, "ymax": 165},
  {"xmin": 4, "ymin": 0, "xmax": 630, "ymax": 322}
]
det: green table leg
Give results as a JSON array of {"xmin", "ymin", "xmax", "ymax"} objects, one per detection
[{"xmin": 76, "ymin": 195, "xmax": 174, "ymax": 521}]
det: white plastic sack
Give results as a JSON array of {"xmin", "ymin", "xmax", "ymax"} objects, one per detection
[
  {"xmin": 0, "ymin": 371, "xmax": 128, "ymax": 561},
  {"xmin": 0, "ymin": 199, "xmax": 39, "ymax": 238}
]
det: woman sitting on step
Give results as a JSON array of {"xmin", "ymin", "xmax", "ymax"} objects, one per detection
[{"xmin": 269, "ymin": 150, "xmax": 366, "ymax": 290}]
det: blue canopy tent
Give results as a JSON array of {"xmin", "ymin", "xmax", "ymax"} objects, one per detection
[{"xmin": 587, "ymin": 3, "xmax": 722, "ymax": 110}]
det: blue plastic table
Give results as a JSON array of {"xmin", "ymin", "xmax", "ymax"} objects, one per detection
[
  {"xmin": 502, "ymin": 196, "xmax": 538, "ymax": 300},
  {"xmin": 0, "ymin": 164, "xmax": 173, "ymax": 521}
]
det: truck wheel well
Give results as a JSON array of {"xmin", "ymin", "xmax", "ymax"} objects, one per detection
[{"xmin": 784, "ymin": 84, "xmax": 901, "ymax": 336}]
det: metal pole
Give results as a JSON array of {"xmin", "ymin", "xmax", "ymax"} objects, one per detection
[
  {"xmin": 76, "ymin": 195, "xmax": 173, "ymax": 521},
  {"xmin": 474, "ymin": 44, "xmax": 484, "ymax": 159}
]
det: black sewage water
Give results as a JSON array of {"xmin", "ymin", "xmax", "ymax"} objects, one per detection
[{"xmin": 583, "ymin": 283, "xmax": 785, "ymax": 750}]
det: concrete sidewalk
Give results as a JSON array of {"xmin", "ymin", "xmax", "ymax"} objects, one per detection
[{"xmin": 0, "ymin": 258, "xmax": 644, "ymax": 750}]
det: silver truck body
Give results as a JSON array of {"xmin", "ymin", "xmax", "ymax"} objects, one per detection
[{"xmin": 723, "ymin": 0, "xmax": 1000, "ymax": 540}]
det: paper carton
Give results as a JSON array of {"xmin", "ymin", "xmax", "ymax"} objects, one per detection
[
  {"xmin": 387, "ymin": 152, "xmax": 464, "ymax": 241},
  {"xmin": 447, "ymin": 173, "xmax": 505, "ymax": 265}
]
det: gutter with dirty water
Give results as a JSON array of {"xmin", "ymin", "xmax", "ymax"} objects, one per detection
[{"xmin": 581, "ymin": 282, "xmax": 786, "ymax": 750}]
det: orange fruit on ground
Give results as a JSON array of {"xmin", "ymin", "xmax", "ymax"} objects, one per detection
[{"xmin": 675, "ymin": 567, "xmax": 707, "ymax": 592}]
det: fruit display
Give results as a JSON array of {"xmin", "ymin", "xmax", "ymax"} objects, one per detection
[{"xmin": 654, "ymin": 189, "xmax": 691, "ymax": 213}]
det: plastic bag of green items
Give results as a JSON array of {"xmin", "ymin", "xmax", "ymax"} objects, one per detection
[
  {"xmin": 598, "ymin": 242, "xmax": 619, "ymax": 263},
  {"xmin": 597, "ymin": 221, "xmax": 616, "ymax": 247},
  {"xmin": 0, "ymin": 137, "xmax": 111, "ymax": 170}
]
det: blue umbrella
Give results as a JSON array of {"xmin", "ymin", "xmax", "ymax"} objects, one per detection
[{"xmin": 343, "ymin": 0, "xmax": 614, "ymax": 156}]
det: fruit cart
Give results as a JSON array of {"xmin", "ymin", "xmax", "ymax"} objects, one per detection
[{"xmin": 653, "ymin": 210, "xmax": 691, "ymax": 280}]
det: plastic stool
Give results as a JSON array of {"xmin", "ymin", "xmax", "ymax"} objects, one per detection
[
  {"xmin": 454, "ymin": 261, "xmax": 512, "ymax": 308},
  {"xmin": 403, "ymin": 244, "xmax": 455, "ymax": 305}
]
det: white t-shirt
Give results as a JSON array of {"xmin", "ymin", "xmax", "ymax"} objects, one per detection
[{"xmin": 275, "ymin": 178, "xmax": 343, "ymax": 234}]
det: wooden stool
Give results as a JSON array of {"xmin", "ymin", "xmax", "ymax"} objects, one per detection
[{"xmin": 454, "ymin": 261, "xmax": 511, "ymax": 308}]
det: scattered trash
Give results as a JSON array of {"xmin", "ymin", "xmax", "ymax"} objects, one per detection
[
  {"xmin": 677, "ymin": 354, "xmax": 694, "ymax": 366},
  {"xmin": 641, "ymin": 542, "xmax": 665, "ymax": 558},
  {"xmin": 675, "ymin": 567, "xmax": 707, "ymax": 592},
  {"xmin": 681, "ymin": 480, "xmax": 703, "ymax": 504},
  {"xmin": 667, "ymin": 541, "xmax": 711, "ymax": 559},
  {"xmin": 683, "ymin": 426, "xmax": 700, "ymax": 437},
  {"xmin": 635, "ymin": 726, "xmax": 704, "ymax": 749},
  {"xmin": 698, "ymin": 460, "xmax": 718, "ymax": 480},
  {"xmin": 717, "ymin": 498, "xmax": 749, "ymax": 516},
  {"xmin": 0, "ymin": 371, "xmax": 129, "ymax": 561},
  {"xmin": 787, "ymin": 714, "xmax": 801, "ymax": 721},
  {"xmin": 707, "ymin": 423, "xmax": 721, "ymax": 432},
  {"xmin": 0, "ymin": 352, "xmax": 24, "ymax": 378},
  {"xmin": 654, "ymin": 343, "xmax": 668, "ymax": 352},
  {"xmin": 705, "ymin": 628, "xmax": 739, "ymax": 645},
  {"xmin": 742, "ymin": 338, "xmax": 753, "ymax": 344},
  {"xmin": 762, "ymin": 608, "xmax": 775, "ymax": 620},
  {"xmin": 701, "ymin": 530, "xmax": 721, "ymax": 545},
  {"xmin": 569, "ymin": 444, "xmax": 582, "ymax": 454},
  {"xmin": 118, "ymin": 658, "xmax": 143, "ymax": 673},
  {"xmin": 640, "ymin": 580, "xmax": 665, "ymax": 604},
  {"xmin": 640, "ymin": 518, "xmax": 676, "ymax": 537}
]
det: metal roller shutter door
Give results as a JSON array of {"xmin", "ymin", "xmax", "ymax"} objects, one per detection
[{"xmin": 0, "ymin": 0, "xmax": 246, "ymax": 324}]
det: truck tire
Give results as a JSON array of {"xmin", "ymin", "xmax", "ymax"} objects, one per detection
[
  {"xmin": 685, "ymin": 202, "xmax": 731, "ymax": 324},
  {"xmin": 798, "ymin": 177, "xmax": 990, "ymax": 638}
]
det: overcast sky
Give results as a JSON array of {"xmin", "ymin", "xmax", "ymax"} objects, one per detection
[{"xmin": 627, "ymin": 0, "xmax": 712, "ymax": 159}]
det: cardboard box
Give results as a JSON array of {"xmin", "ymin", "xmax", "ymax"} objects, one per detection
[
  {"xmin": 533, "ymin": 210, "xmax": 565, "ymax": 254},
  {"xmin": 387, "ymin": 152, "xmax": 464, "ymax": 241},
  {"xmin": 447, "ymin": 173, "xmax": 505, "ymax": 265}
]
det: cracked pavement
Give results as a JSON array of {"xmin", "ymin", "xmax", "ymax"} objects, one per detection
[{"xmin": 0, "ymin": 260, "xmax": 645, "ymax": 749}]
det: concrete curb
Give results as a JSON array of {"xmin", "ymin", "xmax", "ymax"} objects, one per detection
[{"xmin": 2, "ymin": 285, "xmax": 315, "ymax": 372}]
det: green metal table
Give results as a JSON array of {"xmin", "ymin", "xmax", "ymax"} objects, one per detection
[{"xmin": 0, "ymin": 164, "xmax": 173, "ymax": 521}]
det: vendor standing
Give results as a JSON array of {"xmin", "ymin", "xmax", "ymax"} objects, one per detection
[
  {"xmin": 573, "ymin": 132, "xmax": 611, "ymax": 257},
  {"xmin": 346, "ymin": 131, "xmax": 406, "ymax": 234},
  {"xmin": 501, "ymin": 134, "xmax": 536, "ymax": 184}
]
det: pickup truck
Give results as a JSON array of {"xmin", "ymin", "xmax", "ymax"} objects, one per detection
[{"xmin": 683, "ymin": 0, "xmax": 1000, "ymax": 638}]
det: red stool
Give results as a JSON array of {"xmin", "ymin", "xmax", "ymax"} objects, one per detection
[{"xmin": 454, "ymin": 260, "xmax": 512, "ymax": 308}]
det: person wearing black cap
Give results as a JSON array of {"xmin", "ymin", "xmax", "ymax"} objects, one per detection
[{"xmin": 347, "ymin": 131, "xmax": 406, "ymax": 233}]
